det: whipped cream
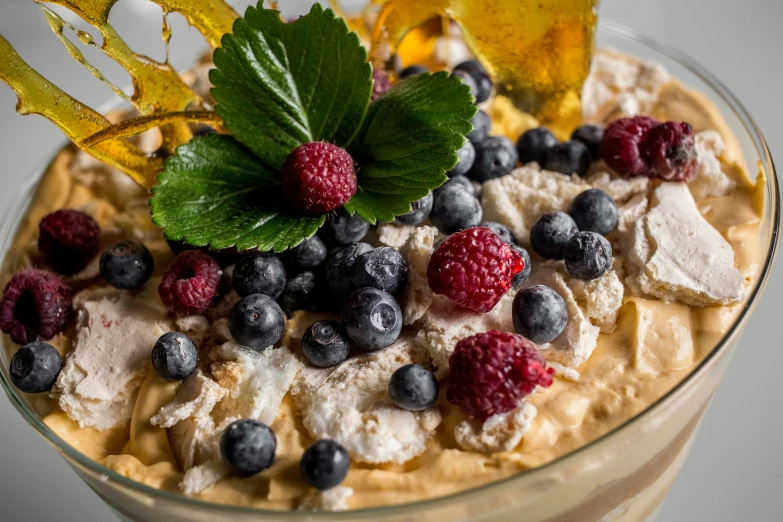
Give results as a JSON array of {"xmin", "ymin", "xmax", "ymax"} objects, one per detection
[
  {"xmin": 56, "ymin": 287, "xmax": 171, "ymax": 430},
  {"xmin": 455, "ymin": 401, "xmax": 537, "ymax": 454},
  {"xmin": 623, "ymin": 182, "xmax": 745, "ymax": 306},
  {"xmin": 399, "ymin": 226, "xmax": 438, "ymax": 325},
  {"xmin": 295, "ymin": 336, "xmax": 441, "ymax": 465}
]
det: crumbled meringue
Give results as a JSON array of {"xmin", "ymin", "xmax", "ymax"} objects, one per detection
[
  {"xmin": 454, "ymin": 401, "xmax": 537, "ymax": 453},
  {"xmin": 689, "ymin": 130, "xmax": 736, "ymax": 199},
  {"xmin": 399, "ymin": 226, "xmax": 438, "ymax": 325},
  {"xmin": 299, "ymin": 487, "xmax": 354, "ymax": 512}
]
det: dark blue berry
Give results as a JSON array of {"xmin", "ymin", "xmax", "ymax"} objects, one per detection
[
  {"xmin": 510, "ymin": 244, "xmax": 532, "ymax": 289},
  {"xmin": 319, "ymin": 209, "xmax": 370, "ymax": 247},
  {"xmin": 351, "ymin": 247, "xmax": 408, "ymax": 297},
  {"xmin": 395, "ymin": 192, "xmax": 433, "ymax": 226},
  {"xmin": 430, "ymin": 185, "xmax": 482, "ymax": 234},
  {"xmin": 325, "ymin": 242, "xmax": 373, "ymax": 302},
  {"xmin": 516, "ymin": 127, "xmax": 558, "ymax": 166},
  {"xmin": 454, "ymin": 59, "xmax": 488, "ymax": 77},
  {"xmin": 228, "ymin": 294, "xmax": 285, "ymax": 350},
  {"xmin": 468, "ymin": 136, "xmax": 518, "ymax": 182},
  {"xmin": 342, "ymin": 287, "xmax": 402, "ymax": 351},
  {"xmin": 448, "ymin": 140, "xmax": 476, "ymax": 177},
  {"xmin": 277, "ymin": 271, "xmax": 320, "ymax": 312},
  {"xmin": 151, "ymin": 332, "xmax": 198, "ymax": 381},
  {"xmin": 233, "ymin": 253, "xmax": 286, "ymax": 299},
  {"xmin": 467, "ymin": 110, "xmax": 490, "ymax": 144},
  {"xmin": 440, "ymin": 175, "xmax": 478, "ymax": 197},
  {"xmin": 451, "ymin": 69, "xmax": 479, "ymax": 101},
  {"xmin": 480, "ymin": 221, "xmax": 517, "ymax": 245},
  {"xmin": 221, "ymin": 419, "xmax": 276, "ymax": 477},
  {"xmin": 10, "ymin": 341, "xmax": 61, "ymax": 393},
  {"xmin": 388, "ymin": 364, "xmax": 439, "ymax": 411},
  {"xmin": 300, "ymin": 439, "xmax": 350, "ymax": 491},
  {"xmin": 530, "ymin": 211, "xmax": 578, "ymax": 260},
  {"xmin": 99, "ymin": 240, "xmax": 153, "ymax": 290},
  {"xmin": 568, "ymin": 188, "xmax": 618, "ymax": 236},
  {"xmin": 543, "ymin": 140, "xmax": 591, "ymax": 177},
  {"xmin": 564, "ymin": 232, "xmax": 613, "ymax": 281},
  {"xmin": 454, "ymin": 60, "xmax": 492, "ymax": 103},
  {"xmin": 512, "ymin": 285, "xmax": 568, "ymax": 344},
  {"xmin": 283, "ymin": 236, "xmax": 327, "ymax": 272},
  {"xmin": 194, "ymin": 126, "xmax": 217, "ymax": 137},
  {"xmin": 400, "ymin": 65, "xmax": 428, "ymax": 79},
  {"xmin": 301, "ymin": 320, "xmax": 351, "ymax": 368},
  {"xmin": 570, "ymin": 124, "xmax": 604, "ymax": 161}
]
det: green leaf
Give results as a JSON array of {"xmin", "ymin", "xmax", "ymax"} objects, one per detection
[
  {"xmin": 345, "ymin": 72, "xmax": 477, "ymax": 224},
  {"xmin": 210, "ymin": 3, "xmax": 372, "ymax": 171},
  {"xmin": 150, "ymin": 134, "xmax": 325, "ymax": 253}
]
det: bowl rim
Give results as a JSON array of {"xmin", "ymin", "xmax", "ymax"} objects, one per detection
[{"xmin": 0, "ymin": 18, "xmax": 779, "ymax": 520}]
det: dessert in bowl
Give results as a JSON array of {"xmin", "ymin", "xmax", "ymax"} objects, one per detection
[{"xmin": 0, "ymin": 2, "xmax": 778, "ymax": 521}]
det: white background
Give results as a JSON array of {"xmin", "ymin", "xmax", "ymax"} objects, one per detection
[{"xmin": 0, "ymin": 1, "xmax": 781, "ymax": 520}]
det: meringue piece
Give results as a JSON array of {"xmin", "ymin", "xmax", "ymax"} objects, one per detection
[
  {"xmin": 689, "ymin": 130, "xmax": 736, "ymax": 199},
  {"xmin": 416, "ymin": 293, "xmax": 514, "ymax": 377},
  {"xmin": 56, "ymin": 291, "xmax": 171, "ymax": 430},
  {"xmin": 548, "ymin": 362, "xmax": 580, "ymax": 382},
  {"xmin": 624, "ymin": 183, "xmax": 745, "ymax": 306},
  {"xmin": 399, "ymin": 226, "xmax": 437, "ymax": 325},
  {"xmin": 295, "ymin": 336, "xmax": 441, "ymax": 464},
  {"xmin": 454, "ymin": 401, "xmax": 537, "ymax": 453},
  {"xmin": 151, "ymin": 370, "xmax": 226, "ymax": 430},
  {"xmin": 299, "ymin": 487, "xmax": 354, "ymax": 512},
  {"xmin": 586, "ymin": 170, "xmax": 651, "ymax": 232},
  {"xmin": 376, "ymin": 222, "xmax": 417, "ymax": 249},
  {"xmin": 568, "ymin": 269, "xmax": 625, "ymax": 333},
  {"xmin": 181, "ymin": 458, "xmax": 230, "ymax": 496},
  {"xmin": 481, "ymin": 164, "xmax": 590, "ymax": 245},
  {"xmin": 176, "ymin": 315, "xmax": 211, "ymax": 348}
]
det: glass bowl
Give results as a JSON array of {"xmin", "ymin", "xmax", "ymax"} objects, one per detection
[{"xmin": 0, "ymin": 19, "xmax": 779, "ymax": 522}]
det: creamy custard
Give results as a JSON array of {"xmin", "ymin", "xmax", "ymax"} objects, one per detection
[{"xmin": 0, "ymin": 49, "xmax": 766, "ymax": 511}]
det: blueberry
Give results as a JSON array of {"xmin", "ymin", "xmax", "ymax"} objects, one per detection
[
  {"xmin": 220, "ymin": 419, "xmax": 276, "ymax": 477},
  {"xmin": 512, "ymin": 285, "xmax": 568, "ymax": 344},
  {"xmin": 233, "ymin": 253, "xmax": 286, "ymax": 299},
  {"xmin": 100, "ymin": 240, "xmax": 154, "ymax": 290},
  {"xmin": 454, "ymin": 60, "xmax": 492, "ymax": 103},
  {"xmin": 516, "ymin": 127, "xmax": 558, "ymax": 166},
  {"xmin": 388, "ymin": 364, "xmax": 439, "ymax": 411},
  {"xmin": 151, "ymin": 332, "xmax": 198, "ymax": 381},
  {"xmin": 395, "ymin": 192, "xmax": 433, "ymax": 226},
  {"xmin": 430, "ymin": 185, "xmax": 482, "ymax": 234},
  {"xmin": 440, "ymin": 175, "xmax": 478, "ymax": 197},
  {"xmin": 510, "ymin": 244, "xmax": 532, "ymax": 288},
  {"xmin": 300, "ymin": 439, "xmax": 350, "ymax": 491},
  {"xmin": 9, "ymin": 341, "xmax": 61, "ymax": 393},
  {"xmin": 301, "ymin": 320, "xmax": 351, "ymax": 368},
  {"xmin": 277, "ymin": 271, "xmax": 320, "ymax": 312},
  {"xmin": 448, "ymin": 140, "xmax": 476, "ymax": 177},
  {"xmin": 400, "ymin": 64, "xmax": 428, "ymax": 79},
  {"xmin": 228, "ymin": 294, "xmax": 285, "ymax": 350},
  {"xmin": 570, "ymin": 124, "xmax": 604, "ymax": 161},
  {"xmin": 480, "ymin": 221, "xmax": 517, "ymax": 245},
  {"xmin": 194, "ymin": 126, "xmax": 217, "ymax": 137},
  {"xmin": 467, "ymin": 109, "xmax": 490, "ymax": 144},
  {"xmin": 454, "ymin": 59, "xmax": 488, "ymax": 77},
  {"xmin": 351, "ymin": 247, "xmax": 408, "ymax": 297},
  {"xmin": 568, "ymin": 188, "xmax": 618, "ymax": 236},
  {"xmin": 564, "ymin": 232, "xmax": 613, "ymax": 281},
  {"xmin": 342, "ymin": 287, "xmax": 402, "ymax": 351},
  {"xmin": 452, "ymin": 69, "xmax": 479, "ymax": 101},
  {"xmin": 468, "ymin": 136, "xmax": 518, "ymax": 182},
  {"xmin": 283, "ymin": 236, "xmax": 327, "ymax": 272},
  {"xmin": 319, "ymin": 209, "xmax": 370, "ymax": 247},
  {"xmin": 543, "ymin": 140, "xmax": 591, "ymax": 177},
  {"xmin": 325, "ymin": 242, "xmax": 373, "ymax": 302},
  {"xmin": 530, "ymin": 211, "xmax": 578, "ymax": 260}
]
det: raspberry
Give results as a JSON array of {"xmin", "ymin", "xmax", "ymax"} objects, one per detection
[
  {"xmin": 159, "ymin": 251, "xmax": 221, "ymax": 315},
  {"xmin": 371, "ymin": 68, "xmax": 392, "ymax": 100},
  {"xmin": 281, "ymin": 142, "xmax": 357, "ymax": 215},
  {"xmin": 0, "ymin": 269, "xmax": 72, "ymax": 345},
  {"xmin": 38, "ymin": 209, "xmax": 100, "ymax": 275},
  {"xmin": 447, "ymin": 330, "xmax": 553, "ymax": 420},
  {"xmin": 427, "ymin": 227, "xmax": 523, "ymax": 313},
  {"xmin": 600, "ymin": 116, "xmax": 697, "ymax": 181}
]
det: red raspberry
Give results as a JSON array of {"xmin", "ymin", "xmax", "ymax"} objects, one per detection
[
  {"xmin": 38, "ymin": 209, "xmax": 100, "ymax": 275},
  {"xmin": 427, "ymin": 227, "xmax": 523, "ymax": 313},
  {"xmin": 281, "ymin": 142, "xmax": 357, "ymax": 215},
  {"xmin": 371, "ymin": 68, "xmax": 392, "ymax": 100},
  {"xmin": 601, "ymin": 116, "xmax": 697, "ymax": 181},
  {"xmin": 159, "ymin": 251, "xmax": 222, "ymax": 315},
  {"xmin": 0, "ymin": 269, "xmax": 72, "ymax": 345},
  {"xmin": 447, "ymin": 330, "xmax": 553, "ymax": 420}
]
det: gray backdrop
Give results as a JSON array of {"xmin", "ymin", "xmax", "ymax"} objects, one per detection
[{"xmin": 0, "ymin": 1, "xmax": 780, "ymax": 520}]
